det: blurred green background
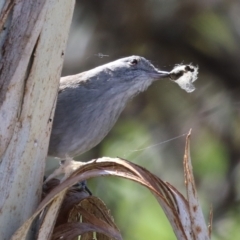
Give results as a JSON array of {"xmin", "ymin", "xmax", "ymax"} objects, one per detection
[{"xmin": 60, "ymin": 0, "xmax": 240, "ymax": 239}]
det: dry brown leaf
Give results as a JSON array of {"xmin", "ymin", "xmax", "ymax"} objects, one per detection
[
  {"xmin": 39, "ymin": 158, "xmax": 190, "ymax": 239},
  {"xmin": 37, "ymin": 191, "xmax": 66, "ymax": 240},
  {"xmin": 56, "ymin": 192, "xmax": 120, "ymax": 239},
  {"xmin": 42, "ymin": 179, "xmax": 120, "ymax": 240},
  {"xmin": 52, "ymin": 222, "xmax": 121, "ymax": 240},
  {"xmin": 53, "ymin": 199, "xmax": 122, "ymax": 240},
  {"xmin": 79, "ymin": 197, "xmax": 120, "ymax": 240},
  {"xmin": 55, "ymin": 185, "xmax": 90, "ymax": 227},
  {"xmin": 12, "ymin": 131, "xmax": 211, "ymax": 240},
  {"xmin": 184, "ymin": 130, "xmax": 209, "ymax": 239}
]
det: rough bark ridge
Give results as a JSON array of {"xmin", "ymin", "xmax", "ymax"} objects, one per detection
[{"xmin": 0, "ymin": 0, "xmax": 75, "ymax": 239}]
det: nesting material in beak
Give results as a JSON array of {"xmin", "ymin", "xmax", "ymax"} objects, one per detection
[{"xmin": 169, "ymin": 64, "xmax": 198, "ymax": 93}]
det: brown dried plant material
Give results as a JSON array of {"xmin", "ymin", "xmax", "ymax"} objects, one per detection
[
  {"xmin": 42, "ymin": 179, "xmax": 121, "ymax": 240},
  {"xmin": 11, "ymin": 131, "xmax": 211, "ymax": 240},
  {"xmin": 52, "ymin": 222, "xmax": 121, "ymax": 240},
  {"xmin": 183, "ymin": 130, "xmax": 210, "ymax": 239},
  {"xmin": 78, "ymin": 197, "xmax": 120, "ymax": 240},
  {"xmin": 54, "ymin": 194, "xmax": 121, "ymax": 240},
  {"xmin": 54, "ymin": 183, "xmax": 90, "ymax": 227}
]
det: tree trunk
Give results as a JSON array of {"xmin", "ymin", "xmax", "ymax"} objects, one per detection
[{"xmin": 0, "ymin": 0, "xmax": 75, "ymax": 239}]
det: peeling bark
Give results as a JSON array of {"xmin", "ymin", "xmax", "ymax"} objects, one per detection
[{"xmin": 0, "ymin": 0, "xmax": 75, "ymax": 239}]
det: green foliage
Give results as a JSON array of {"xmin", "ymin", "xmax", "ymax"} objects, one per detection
[
  {"xmin": 192, "ymin": 129, "xmax": 229, "ymax": 179},
  {"xmin": 190, "ymin": 12, "xmax": 238, "ymax": 55}
]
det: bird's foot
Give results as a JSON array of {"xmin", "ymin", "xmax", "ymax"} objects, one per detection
[{"xmin": 73, "ymin": 180, "xmax": 92, "ymax": 195}]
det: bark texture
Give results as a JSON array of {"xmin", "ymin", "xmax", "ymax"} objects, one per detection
[{"xmin": 0, "ymin": 0, "xmax": 75, "ymax": 239}]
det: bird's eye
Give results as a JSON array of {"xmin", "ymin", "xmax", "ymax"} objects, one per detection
[{"xmin": 130, "ymin": 59, "xmax": 138, "ymax": 65}]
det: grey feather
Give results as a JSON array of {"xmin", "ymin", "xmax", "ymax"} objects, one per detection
[{"xmin": 48, "ymin": 56, "xmax": 169, "ymax": 158}]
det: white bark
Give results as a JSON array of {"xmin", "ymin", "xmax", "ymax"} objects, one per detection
[{"xmin": 0, "ymin": 0, "xmax": 75, "ymax": 239}]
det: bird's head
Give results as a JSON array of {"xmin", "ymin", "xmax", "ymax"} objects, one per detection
[{"xmin": 87, "ymin": 55, "xmax": 169, "ymax": 98}]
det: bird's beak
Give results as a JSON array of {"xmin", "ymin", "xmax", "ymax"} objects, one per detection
[
  {"xmin": 151, "ymin": 69, "xmax": 170, "ymax": 80},
  {"xmin": 157, "ymin": 70, "xmax": 170, "ymax": 78}
]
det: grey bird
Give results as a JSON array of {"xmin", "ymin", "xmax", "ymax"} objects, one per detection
[{"xmin": 48, "ymin": 56, "xmax": 169, "ymax": 159}]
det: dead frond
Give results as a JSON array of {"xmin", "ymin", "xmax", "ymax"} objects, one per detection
[{"xmin": 11, "ymin": 130, "xmax": 211, "ymax": 240}]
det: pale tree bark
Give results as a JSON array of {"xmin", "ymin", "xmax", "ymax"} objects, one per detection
[{"xmin": 0, "ymin": 0, "xmax": 75, "ymax": 239}]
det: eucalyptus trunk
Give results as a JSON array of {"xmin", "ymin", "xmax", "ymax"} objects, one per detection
[{"xmin": 0, "ymin": 1, "xmax": 75, "ymax": 239}]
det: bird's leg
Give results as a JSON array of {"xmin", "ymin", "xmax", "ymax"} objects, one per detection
[{"xmin": 44, "ymin": 156, "xmax": 92, "ymax": 195}]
